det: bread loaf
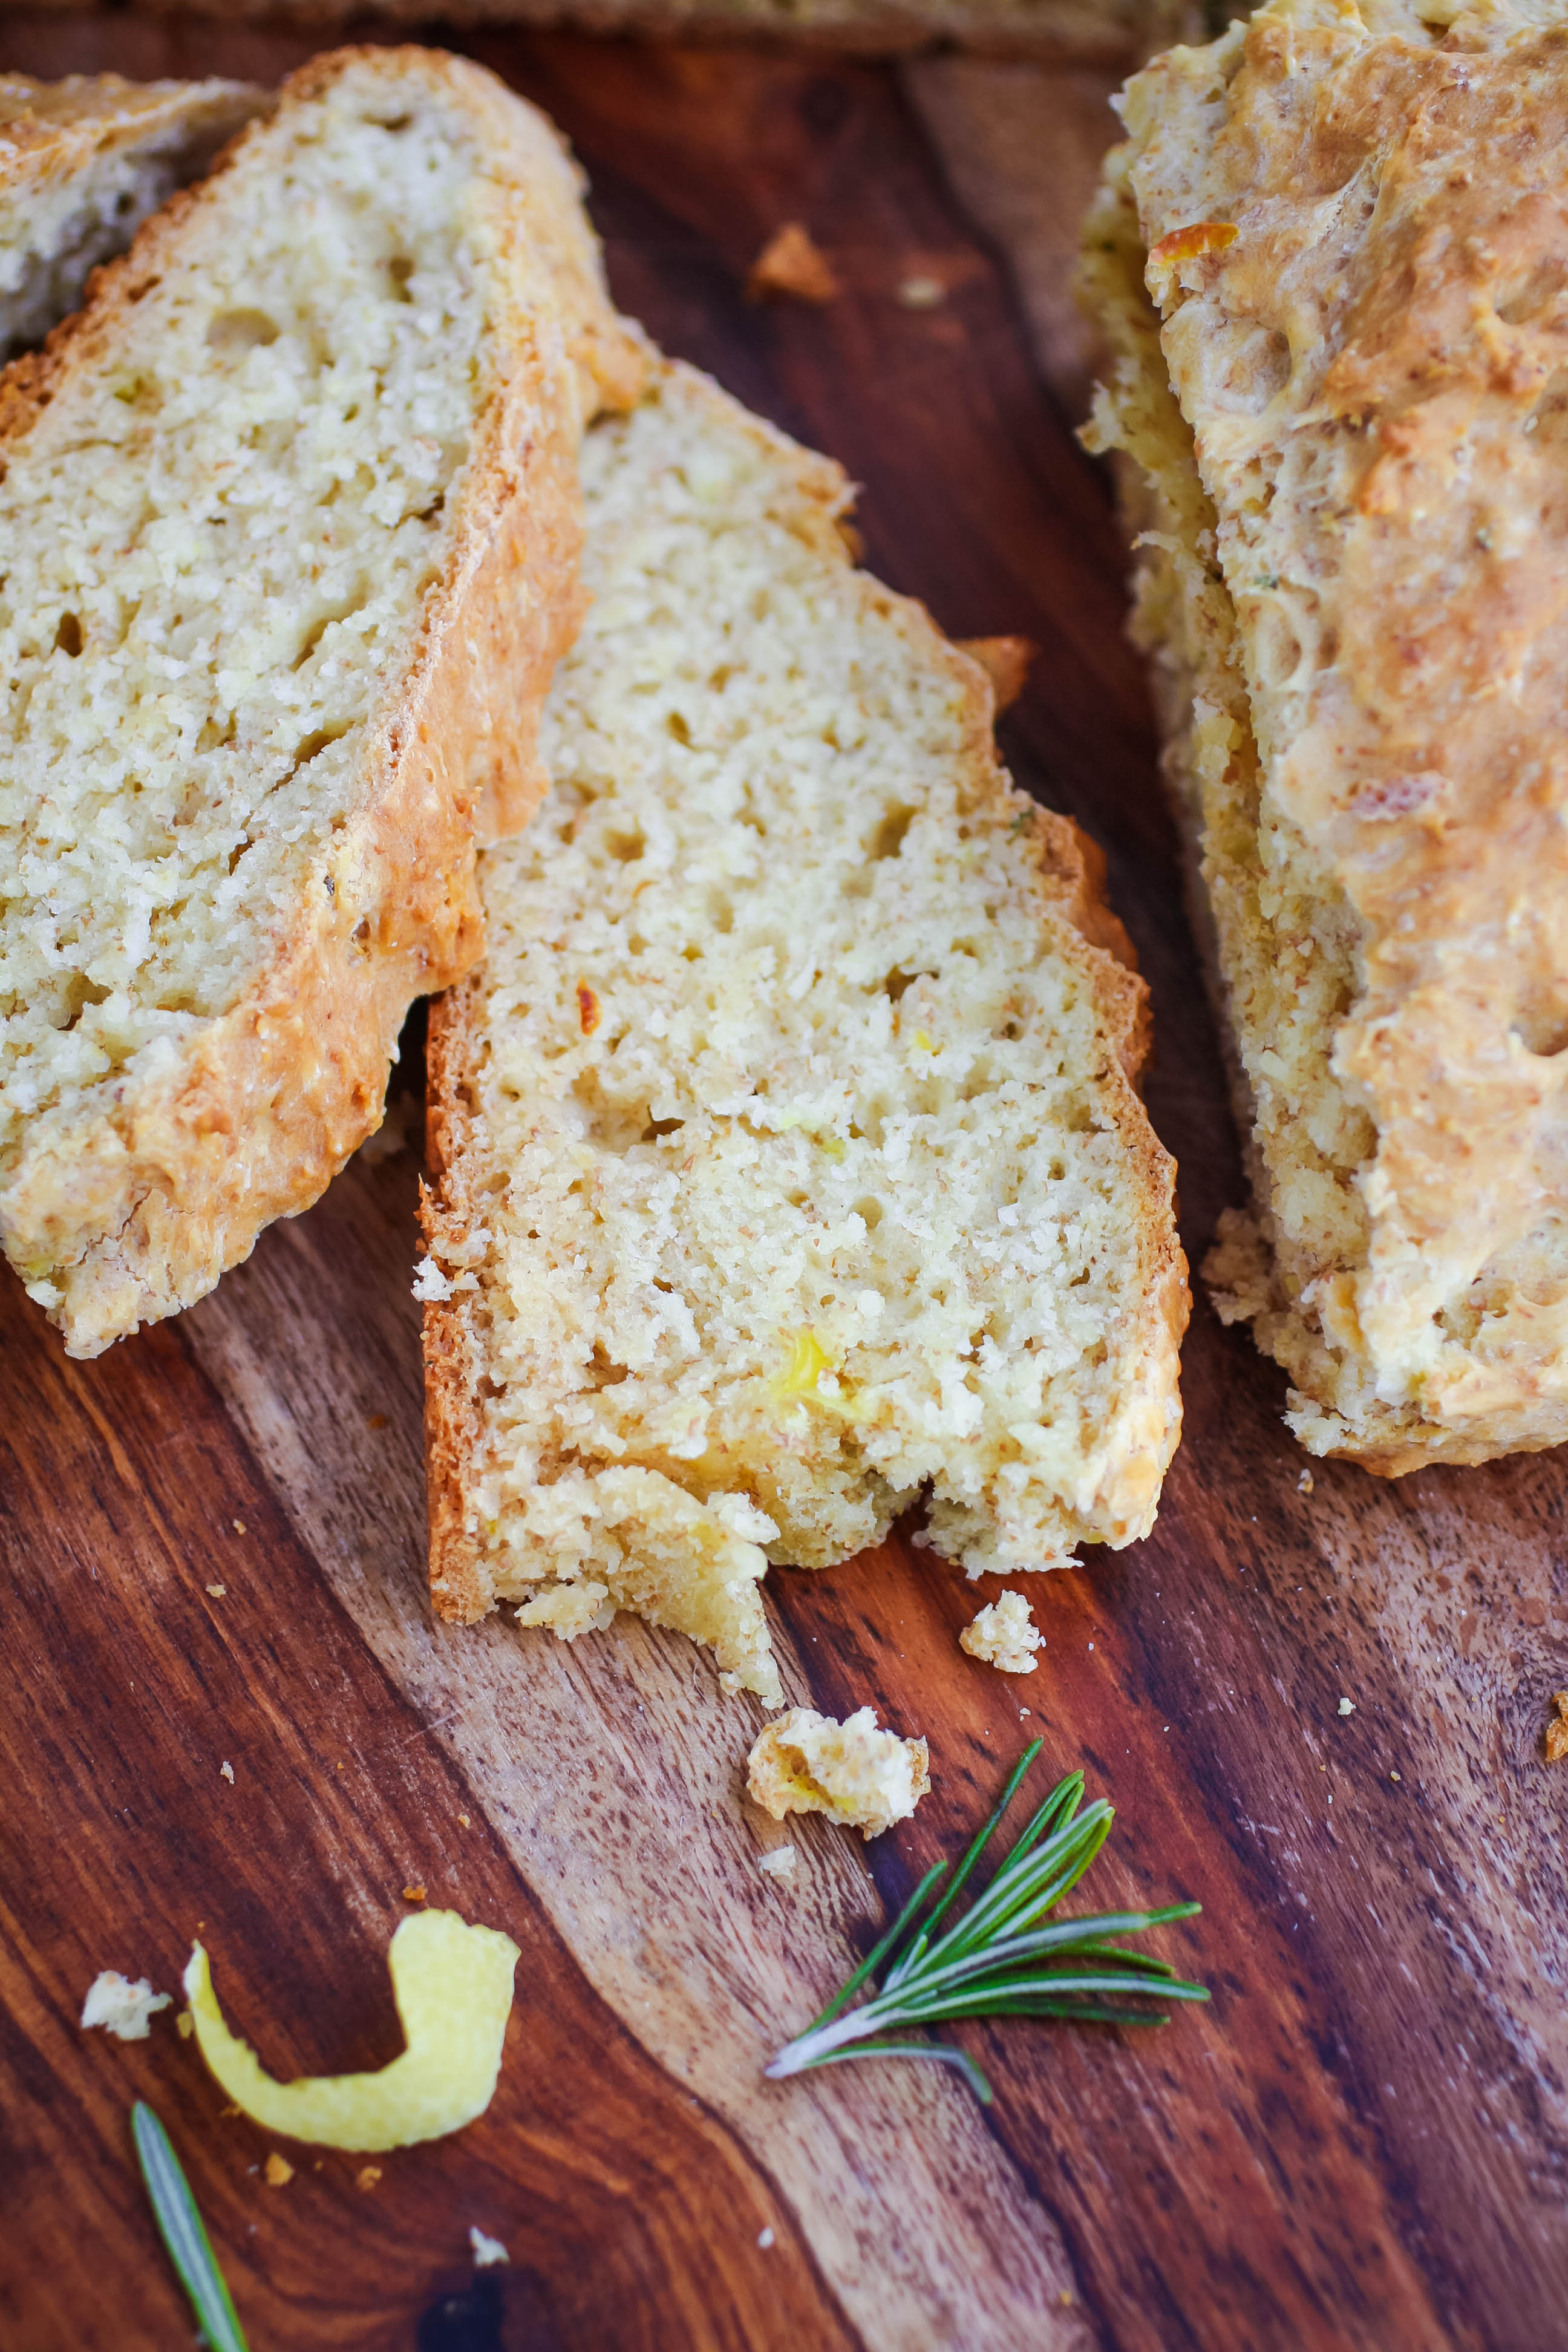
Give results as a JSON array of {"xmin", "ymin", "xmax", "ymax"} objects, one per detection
[
  {"xmin": 1083, "ymin": 0, "xmax": 1568, "ymax": 1471},
  {"xmin": 0, "ymin": 73, "xmax": 266, "ymax": 361},
  {"xmin": 0, "ymin": 46, "xmax": 642, "ymax": 1356},
  {"xmin": 421, "ymin": 358, "xmax": 1186, "ymax": 1701}
]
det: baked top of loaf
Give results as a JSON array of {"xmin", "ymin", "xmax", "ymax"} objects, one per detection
[
  {"xmin": 0, "ymin": 47, "xmax": 642, "ymax": 1356},
  {"xmin": 0, "ymin": 73, "xmax": 267, "ymax": 361},
  {"xmin": 421, "ymin": 358, "xmax": 1187, "ymax": 1703},
  {"xmin": 1088, "ymin": 0, "xmax": 1568, "ymax": 1469}
]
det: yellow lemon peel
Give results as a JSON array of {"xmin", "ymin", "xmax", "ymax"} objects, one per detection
[
  {"xmin": 183, "ymin": 1909, "xmax": 520, "ymax": 2152},
  {"xmin": 771, "ymin": 1328, "xmax": 871, "ymax": 1422}
]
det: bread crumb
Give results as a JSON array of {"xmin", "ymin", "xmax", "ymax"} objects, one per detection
[
  {"xmin": 960, "ymin": 1589, "xmax": 1043, "ymax": 1674},
  {"xmin": 413, "ymin": 1255, "xmax": 454, "ymax": 1304},
  {"xmin": 219, "ymin": 1761, "xmax": 235, "ymax": 1785},
  {"xmin": 897, "ymin": 273, "xmax": 945, "ymax": 309},
  {"xmin": 1298, "ymin": 1468, "xmax": 1315, "ymax": 1494},
  {"xmin": 469, "ymin": 2226, "xmax": 509, "ymax": 2267},
  {"xmin": 757, "ymin": 1844, "xmax": 797, "ymax": 1881},
  {"xmin": 178, "ymin": 2011, "xmax": 195, "ymax": 2039},
  {"xmin": 264, "ymin": 2152, "xmax": 293, "ymax": 2188},
  {"xmin": 402, "ymin": 1884, "xmax": 427, "ymax": 1903},
  {"xmin": 748, "ymin": 1708, "xmax": 929, "ymax": 1839},
  {"xmin": 757, "ymin": 2226, "xmax": 776, "ymax": 2249},
  {"xmin": 1545, "ymin": 1692, "xmax": 1568, "ymax": 1763},
  {"xmin": 206, "ymin": 1584, "xmax": 226, "ymax": 1598},
  {"xmin": 1390, "ymin": 1770, "xmax": 1402, "ymax": 1783},
  {"xmin": 747, "ymin": 223, "xmax": 839, "ymax": 305},
  {"xmin": 1337, "ymin": 1696, "xmax": 1355, "ymax": 1717},
  {"xmin": 955, "ymin": 635, "xmax": 1034, "ymax": 715},
  {"xmin": 458, "ymin": 1813, "xmax": 471, "ymax": 1828},
  {"xmin": 232, "ymin": 1520, "xmax": 246, "ymax": 1535},
  {"xmin": 80, "ymin": 1970, "xmax": 172, "ymax": 2040},
  {"xmin": 357, "ymin": 2165, "xmax": 382, "ymax": 2192}
]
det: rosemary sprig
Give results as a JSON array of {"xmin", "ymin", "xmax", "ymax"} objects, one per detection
[
  {"xmin": 766, "ymin": 1740, "xmax": 1208, "ymax": 2103},
  {"xmin": 131, "ymin": 2100, "xmax": 250, "ymax": 2352}
]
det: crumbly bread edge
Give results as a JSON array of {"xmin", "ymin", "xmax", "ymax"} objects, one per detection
[
  {"xmin": 419, "ymin": 356, "xmax": 1188, "ymax": 1623},
  {"xmin": 0, "ymin": 46, "xmax": 645, "ymax": 1357}
]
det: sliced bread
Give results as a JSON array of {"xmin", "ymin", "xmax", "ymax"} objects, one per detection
[
  {"xmin": 0, "ymin": 73, "xmax": 267, "ymax": 361},
  {"xmin": 0, "ymin": 46, "xmax": 642, "ymax": 1356},
  {"xmin": 420, "ymin": 359, "xmax": 1187, "ymax": 1702},
  {"xmin": 1082, "ymin": 0, "xmax": 1568, "ymax": 1471}
]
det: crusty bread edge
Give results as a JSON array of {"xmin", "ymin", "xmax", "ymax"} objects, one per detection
[
  {"xmin": 0, "ymin": 45, "xmax": 645, "ymax": 1356},
  {"xmin": 420, "ymin": 356, "xmax": 1189, "ymax": 1622}
]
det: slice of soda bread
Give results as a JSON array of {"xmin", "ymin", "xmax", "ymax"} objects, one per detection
[
  {"xmin": 420, "ymin": 359, "xmax": 1187, "ymax": 1703},
  {"xmin": 0, "ymin": 73, "xmax": 268, "ymax": 361},
  {"xmin": 0, "ymin": 47, "xmax": 643, "ymax": 1356}
]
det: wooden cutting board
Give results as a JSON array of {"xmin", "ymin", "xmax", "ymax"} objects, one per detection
[{"xmin": 2, "ymin": 21, "xmax": 1564, "ymax": 2350}]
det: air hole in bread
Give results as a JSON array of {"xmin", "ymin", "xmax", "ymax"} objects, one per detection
[
  {"xmin": 869, "ymin": 805, "xmax": 915, "ymax": 860},
  {"xmin": 206, "ymin": 307, "xmax": 279, "ymax": 353}
]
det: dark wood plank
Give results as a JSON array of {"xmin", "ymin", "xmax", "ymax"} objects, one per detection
[{"xmin": 0, "ymin": 19, "xmax": 1564, "ymax": 2352}]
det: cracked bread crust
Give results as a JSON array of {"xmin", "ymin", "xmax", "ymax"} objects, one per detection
[
  {"xmin": 0, "ymin": 47, "xmax": 644, "ymax": 1356},
  {"xmin": 420, "ymin": 359, "xmax": 1186, "ymax": 1691},
  {"xmin": 1088, "ymin": 0, "xmax": 1568, "ymax": 1469}
]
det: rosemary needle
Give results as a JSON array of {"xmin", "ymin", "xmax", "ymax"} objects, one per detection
[
  {"xmin": 766, "ymin": 1739, "xmax": 1208, "ymax": 2102},
  {"xmin": 132, "ymin": 2100, "xmax": 249, "ymax": 2352}
]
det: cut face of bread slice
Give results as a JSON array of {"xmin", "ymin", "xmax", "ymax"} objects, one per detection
[
  {"xmin": 422, "ymin": 359, "xmax": 1186, "ymax": 1702},
  {"xmin": 0, "ymin": 47, "xmax": 643, "ymax": 1356},
  {"xmin": 0, "ymin": 74, "xmax": 268, "ymax": 361},
  {"xmin": 1083, "ymin": 0, "xmax": 1568, "ymax": 1472}
]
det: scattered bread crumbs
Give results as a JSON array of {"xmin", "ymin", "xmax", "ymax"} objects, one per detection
[
  {"xmin": 960, "ymin": 1589, "xmax": 1044, "ymax": 1675},
  {"xmin": 748, "ymin": 1708, "xmax": 929, "ymax": 1840},
  {"xmin": 207, "ymin": 1584, "xmax": 226, "ymax": 1598},
  {"xmin": 220, "ymin": 1761, "xmax": 235, "ymax": 1785},
  {"xmin": 1390, "ymin": 1771, "xmax": 1402, "ymax": 1783},
  {"xmin": 80, "ymin": 1971, "xmax": 172, "ymax": 2041},
  {"xmin": 358, "ymin": 2166, "xmax": 383, "ymax": 2192},
  {"xmin": 746, "ymin": 222, "xmax": 839, "ymax": 305},
  {"xmin": 469, "ymin": 2226, "xmax": 509, "ymax": 2267},
  {"xmin": 457, "ymin": 1813, "xmax": 471, "ymax": 1828},
  {"xmin": 1546, "ymin": 1693, "xmax": 1568, "ymax": 1763},
  {"xmin": 757, "ymin": 1844, "xmax": 797, "ymax": 1882},
  {"xmin": 264, "ymin": 2153, "xmax": 294, "ymax": 2188},
  {"xmin": 178, "ymin": 2013, "xmax": 195, "ymax": 2040},
  {"xmin": 402, "ymin": 1885, "xmax": 428, "ymax": 1903},
  {"xmin": 897, "ymin": 273, "xmax": 945, "ymax": 309},
  {"xmin": 232, "ymin": 1520, "xmax": 247, "ymax": 1535},
  {"xmin": 954, "ymin": 635, "xmax": 1035, "ymax": 716},
  {"xmin": 1338, "ymin": 1697, "xmax": 1355, "ymax": 1717},
  {"xmin": 1298, "ymin": 1468, "xmax": 1315, "ymax": 1495}
]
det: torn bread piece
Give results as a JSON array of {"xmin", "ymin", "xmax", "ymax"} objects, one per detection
[
  {"xmin": 421, "ymin": 358, "xmax": 1186, "ymax": 1702},
  {"xmin": 0, "ymin": 73, "xmax": 267, "ymax": 362},
  {"xmin": 748, "ymin": 1708, "xmax": 929, "ymax": 1839},
  {"xmin": 959, "ymin": 1587, "xmax": 1042, "ymax": 1672},
  {"xmin": 1083, "ymin": 0, "xmax": 1568, "ymax": 1471},
  {"xmin": 80, "ymin": 1969, "xmax": 173, "ymax": 2040},
  {"xmin": 0, "ymin": 47, "xmax": 642, "ymax": 1356}
]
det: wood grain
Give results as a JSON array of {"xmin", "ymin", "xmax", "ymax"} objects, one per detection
[{"xmin": 0, "ymin": 22, "xmax": 1565, "ymax": 2352}]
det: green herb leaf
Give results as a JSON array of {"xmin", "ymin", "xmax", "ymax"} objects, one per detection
[
  {"xmin": 132, "ymin": 2100, "xmax": 249, "ymax": 2352},
  {"xmin": 766, "ymin": 1742, "xmax": 1207, "ymax": 2102}
]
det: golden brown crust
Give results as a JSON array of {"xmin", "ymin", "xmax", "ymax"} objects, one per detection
[
  {"xmin": 0, "ymin": 48, "xmax": 644, "ymax": 1355},
  {"xmin": 422, "ymin": 358, "xmax": 1187, "ymax": 1615},
  {"xmin": 0, "ymin": 72, "xmax": 265, "ymax": 175},
  {"xmin": 1100, "ymin": 0, "xmax": 1568, "ymax": 1468}
]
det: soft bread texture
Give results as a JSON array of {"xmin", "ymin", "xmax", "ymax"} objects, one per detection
[
  {"xmin": 1084, "ymin": 0, "xmax": 1568, "ymax": 1471},
  {"xmin": 746, "ymin": 1708, "xmax": 929, "ymax": 1839},
  {"xmin": 0, "ymin": 48, "xmax": 642, "ymax": 1356},
  {"xmin": 422, "ymin": 359, "xmax": 1186, "ymax": 1701},
  {"xmin": 0, "ymin": 74, "xmax": 268, "ymax": 361}
]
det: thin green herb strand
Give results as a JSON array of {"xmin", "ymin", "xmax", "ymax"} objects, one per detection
[
  {"xmin": 766, "ymin": 1753, "xmax": 1208, "ymax": 2097},
  {"xmin": 132, "ymin": 2101, "xmax": 249, "ymax": 2352}
]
